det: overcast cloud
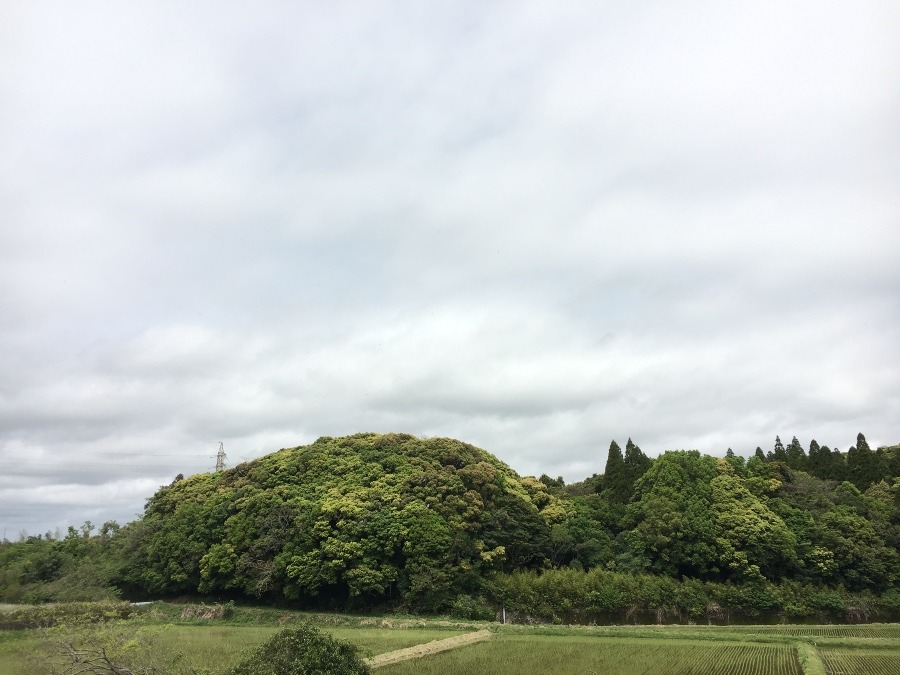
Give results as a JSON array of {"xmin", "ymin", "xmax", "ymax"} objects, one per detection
[{"xmin": 2, "ymin": 1, "xmax": 899, "ymax": 537}]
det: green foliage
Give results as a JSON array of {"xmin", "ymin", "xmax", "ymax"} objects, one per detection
[
  {"xmin": 723, "ymin": 448, "xmax": 746, "ymax": 475},
  {"xmin": 0, "ymin": 601, "xmax": 137, "ymax": 630},
  {"xmin": 449, "ymin": 594, "xmax": 494, "ymax": 621},
  {"xmin": 602, "ymin": 440, "xmax": 624, "ymax": 492},
  {"xmin": 769, "ymin": 436, "xmax": 787, "ymax": 463},
  {"xmin": 4, "ymin": 431, "xmax": 898, "ymax": 627},
  {"xmin": 786, "ymin": 436, "xmax": 807, "ymax": 471},
  {"xmin": 36, "ymin": 619, "xmax": 189, "ymax": 675},
  {"xmin": 0, "ymin": 526, "xmax": 124, "ymax": 604},
  {"xmin": 847, "ymin": 433, "xmax": 886, "ymax": 491},
  {"xmin": 489, "ymin": 567, "xmax": 900, "ymax": 625},
  {"xmin": 795, "ymin": 641, "xmax": 827, "ymax": 675},
  {"xmin": 710, "ymin": 465, "xmax": 797, "ymax": 580},
  {"xmin": 625, "ymin": 451, "xmax": 721, "ymax": 579},
  {"xmin": 225, "ymin": 624, "xmax": 369, "ymax": 675},
  {"xmin": 562, "ymin": 495, "xmax": 615, "ymax": 568},
  {"xmin": 125, "ymin": 434, "xmax": 559, "ymax": 610}
]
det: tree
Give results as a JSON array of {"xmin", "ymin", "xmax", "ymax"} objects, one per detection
[
  {"xmin": 564, "ymin": 495, "xmax": 615, "ymax": 569},
  {"xmin": 623, "ymin": 439, "xmax": 652, "ymax": 486},
  {"xmin": 769, "ymin": 436, "xmax": 787, "ymax": 463},
  {"xmin": 807, "ymin": 440, "xmax": 826, "ymax": 478},
  {"xmin": 625, "ymin": 451, "xmax": 721, "ymax": 579},
  {"xmin": 98, "ymin": 521, "xmax": 119, "ymax": 541},
  {"xmin": 786, "ymin": 436, "xmax": 807, "ymax": 471},
  {"xmin": 602, "ymin": 440, "xmax": 628, "ymax": 502},
  {"xmin": 724, "ymin": 448, "xmax": 746, "ymax": 475},
  {"xmin": 827, "ymin": 446, "xmax": 848, "ymax": 482},
  {"xmin": 710, "ymin": 466, "xmax": 797, "ymax": 581},
  {"xmin": 847, "ymin": 433, "xmax": 880, "ymax": 491},
  {"xmin": 819, "ymin": 505, "xmax": 899, "ymax": 591},
  {"xmin": 126, "ymin": 434, "xmax": 559, "ymax": 610}
]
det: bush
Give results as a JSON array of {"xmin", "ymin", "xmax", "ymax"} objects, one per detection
[
  {"xmin": 449, "ymin": 594, "xmax": 494, "ymax": 621},
  {"xmin": 226, "ymin": 624, "xmax": 370, "ymax": 675},
  {"xmin": 878, "ymin": 588, "xmax": 900, "ymax": 617},
  {"xmin": 179, "ymin": 602, "xmax": 234, "ymax": 621},
  {"xmin": 0, "ymin": 600, "xmax": 136, "ymax": 630}
]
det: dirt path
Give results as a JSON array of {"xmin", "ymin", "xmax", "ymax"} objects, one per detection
[{"xmin": 365, "ymin": 629, "xmax": 493, "ymax": 669}]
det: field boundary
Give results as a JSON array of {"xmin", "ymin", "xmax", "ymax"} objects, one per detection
[
  {"xmin": 796, "ymin": 642, "xmax": 826, "ymax": 675},
  {"xmin": 365, "ymin": 629, "xmax": 492, "ymax": 669}
]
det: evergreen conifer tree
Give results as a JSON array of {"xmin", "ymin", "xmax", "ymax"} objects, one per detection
[
  {"xmin": 771, "ymin": 436, "xmax": 787, "ymax": 463},
  {"xmin": 848, "ymin": 432, "xmax": 880, "ymax": 490},
  {"xmin": 623, "ymin": 438, "xmax": 652, "ymax": 493},
  {"xmin": 827, "ymin": 446, "xmax": 847, "ymax": 482},
  {"xmin": 724, "ymin": 448, "xmax": 746, "ymax": 473},
  {"xmin": 786, "ymin": 436, "xmax": 807, "ymax": 470},
  {"xmin": 807, "ymin": 439, "xmax": 823, "ymax": 478},
  {"xmin": 602, "ymin": 440, "xmax": 628, "ymax": 502}
]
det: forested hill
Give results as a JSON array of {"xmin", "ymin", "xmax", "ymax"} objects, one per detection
[
  {"xmin": 130, "ymin": 433, "xmax": 563, "ymax": 607},
  {"xmin": 1, "ymin": 432, "xmax": 899, "ymax": 623}
]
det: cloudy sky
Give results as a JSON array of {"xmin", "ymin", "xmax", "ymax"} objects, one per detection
[{"xmin": 2, "ymin": 1, "xmax": 898, "ymax": 537}]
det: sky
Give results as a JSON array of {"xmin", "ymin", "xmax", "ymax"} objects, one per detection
[{"xmin": 1, "ymin": 1, "xmax": 898, "ymax": 538}]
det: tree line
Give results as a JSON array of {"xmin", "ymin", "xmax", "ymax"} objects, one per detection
[{"xmin": 1, "ymin": 432, "xmax": 898, "ymax": 623}]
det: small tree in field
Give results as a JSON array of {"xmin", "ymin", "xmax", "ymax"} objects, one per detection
[{"xmin": 226, "ymin": 624, "xmax": 370, "ymax": 675}]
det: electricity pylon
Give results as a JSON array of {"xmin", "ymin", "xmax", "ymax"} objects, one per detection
[{"xmin": 215, "ymin": 442, "xmax": 227, "ymax": 472}]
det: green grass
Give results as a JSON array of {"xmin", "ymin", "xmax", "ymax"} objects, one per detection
[
  {"xmin": 379, "ymin": 634, "xmax": 802, "ymax": 675},
  {"xmin": 0, "ymin": 630, "xmax": 42, "ymax": 675},
  {"xmin": 1, "ymin": 603, "xmax": 899, "ymax": 675},
  {"xmin": 148, "ymin": 624, "xmax": 468, "ymax": 671},
  {"xmin": 819, "ymin": 647, "xmax": 900, "ymax": 675},
  {"xmin": 0, "ymin": 621, "xmax": 468, "ymax": 675},
  {"xmin": 743, "ymin": 624, "xmax": 900, "ymax": 639}
]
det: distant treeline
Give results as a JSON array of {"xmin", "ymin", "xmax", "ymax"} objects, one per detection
[{"xmin": 1, "ymin": 432, "xmax": 898, "ymax": 624}]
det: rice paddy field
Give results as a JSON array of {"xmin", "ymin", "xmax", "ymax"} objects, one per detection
[
  {"xmin": 1, "ymin": 603, "xmax": 899, "ymax": 674},
  {"xmin": 379, "ymin": 634, "xmax": 803, "ymax": 675},
  {"xmin": 818, "ymin": 647, "xmax": 900, "ymax": 675}
]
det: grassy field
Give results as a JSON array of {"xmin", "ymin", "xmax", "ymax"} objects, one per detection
[
  {"xmin": 376, "ymin": 624, "xmax": 900, "ymax": 675},
  {"xmin": 380, "ymin": 634, "xmax": 802, "ymax": 675},
  {"xmin": 819, "ymin": 646, "xmax": 900, "ymax": 675},
  {"xmin": 0, "ymin": 613, "xmax": 471, "ymax": 674},
  {"xmin": 1, "ymin": 604, "xmax": 899, "ymax": 674},
  {"xmin": 0, "ymin": 630, "xmax": 42, "ymax": 675}
]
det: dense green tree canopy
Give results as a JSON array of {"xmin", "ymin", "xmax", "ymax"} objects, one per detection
[
  {"xmin": 124, "ymin": 433, "xmax": 561, "ymax": 609},
  {"xmin": 2, "ymin": 431, "xmax": 898, "ymax": 620}
]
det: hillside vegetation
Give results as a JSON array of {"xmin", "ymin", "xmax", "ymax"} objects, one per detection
[
  {"xmin": 129, "ymin": 433, "xmax": 560, "ymax": 610},
  {"xmin": 2, "ymin": 432, "xmax": 899, "ymax": 623}
]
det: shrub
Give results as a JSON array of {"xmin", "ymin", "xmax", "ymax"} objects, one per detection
[
  {"xmin": 225, "ymin": 624, "xmax": 370, "ymax": 675},
  {"xmin": 0, "ymin": 600, "xmax": 136, "ymax": 630},
  {"xmin": 449, "ymin": 594, "xmax": 494, "ymax": 621},
  {"xmin": 878, "ymin": 588, "xmax": 900, "ymax": 618},
  {"xmin": 179, "ymin": 602, "xmax": 234, "ymax": 621}
]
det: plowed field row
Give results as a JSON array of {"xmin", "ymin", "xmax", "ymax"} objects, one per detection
[
  {"xmin": 379, "ymin": 635, "xmax": 803, "ymax": 675},
  {"xmin": 748, "ymin": 625, "xmax": 900, "ymax": 639},
  {"xmin": 819, "ymin": 648, "xmax": 900, "ymax": 675}
]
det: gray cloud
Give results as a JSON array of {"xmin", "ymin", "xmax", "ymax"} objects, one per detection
[{"xmin": 2, "ymin": 1, "xmax": 899, "ymax": 536}]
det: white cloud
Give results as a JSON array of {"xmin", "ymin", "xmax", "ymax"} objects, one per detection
[{"xmin": 1, "ymin": 1, "xmax": 898, "ymax": 535}]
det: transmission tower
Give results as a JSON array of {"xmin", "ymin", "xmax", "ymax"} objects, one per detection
[{"xmin": 215, "ymin": 442, "xmax": 227, "ymax": 472}]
